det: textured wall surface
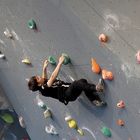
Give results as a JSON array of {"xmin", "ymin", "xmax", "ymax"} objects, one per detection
[{"xmin": 0, "ymin": 0, "xmax": 140, "ymax": 140}]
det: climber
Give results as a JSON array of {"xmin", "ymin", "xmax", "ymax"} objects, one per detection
[{"xmin": 28, "ymin": 55, "xmax": 107, "ymax": 106}]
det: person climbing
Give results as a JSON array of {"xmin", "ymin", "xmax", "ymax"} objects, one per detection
[{"xmin": 28, "ymin": 55, "xmax": 107, "ymax": 106}]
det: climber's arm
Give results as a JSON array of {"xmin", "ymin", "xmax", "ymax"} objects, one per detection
[
  {"xmin": 47, "ymin": 56, "xmax": 64, "ymax": 87},
  {"xmin": 42, "ymin": 59, "xmax": 49, "ymax": 79}
]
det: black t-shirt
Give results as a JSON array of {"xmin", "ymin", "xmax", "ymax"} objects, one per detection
[{"xmin": 38, "ymin": 79, "xmax": 71, "ymax": 101}]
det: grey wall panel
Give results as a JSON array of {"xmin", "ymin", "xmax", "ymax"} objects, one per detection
[{"xmin": 0, "ymin": 0, "xmax": 139, "ymax": 140}]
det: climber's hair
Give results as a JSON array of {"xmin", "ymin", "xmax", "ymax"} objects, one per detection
[{"xmin": 28, "ymin": 76, "xmax": 39, "ymax": 91}]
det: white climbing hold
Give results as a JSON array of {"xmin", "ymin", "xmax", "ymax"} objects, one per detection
[
  {"xmin": 19, "ymin": 116, "xmax": 26, "ymax": 128},
  {"xmin": 45, "ymin": 124, "xmax": 58, "ymax": 135},
  {"xmin": 65, "ymin": 115, "xmax": 72, "ymax": 122},
  {"xmin": 4, "ymin": 28, "xmax": 13, "ymax": 39},
  {"xmin": 0, "ymin": 54, "xmax": 5, "ymax": 59}
]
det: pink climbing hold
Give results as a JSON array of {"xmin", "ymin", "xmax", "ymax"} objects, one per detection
[
  {"xmin": 136, "ymin": 50, "xmax": 140, "ymax": 63},
  {"xmin": 99, "ymin": 34, "xmax": 108, "ymax": 43},
  {"xmin": 117, "ymin": 100, "xmax": 125, "ymax": 108}
]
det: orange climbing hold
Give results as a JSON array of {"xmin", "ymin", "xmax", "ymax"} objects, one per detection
[
  {"xmin": 99, "ymin": 34, "xmax": 108, "ymax": 43},
  {"xmin": 102, "ymin": 69, "xmax": 114, "ymax": 80},
  {"xmin": 117, "ymin": 119, "xmax": 125, "ymax": 126},
  {"xmin": 117, "ymin": 100, "xmax": 125, "ymax": 108},
  {"xmin": 91, "ymin": 58, "xmax": 101, "ymax": 74}
]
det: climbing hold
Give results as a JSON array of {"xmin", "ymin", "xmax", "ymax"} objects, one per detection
[
  {"xmin": 36, "ymin": 95, "xmax": 47, "ymax": 110},
  {"xmin": 62, "ymin": 53, "xmax": 71, "ymax": 65},
  {"xmin": 117, "ymin": 100, "xmax": 125, "ymax": 108},
  {"xmin": 99, "ymin": 34, "xmax": 108, "ymax": 43},
  {"xmin": 22, "ymin": 58, "xmax": 31, "ymax": 65},
  {"xmin": 117, "ymin": 119, "xmax": 125, "ymax": 126},
  {"xmin": 0, "ymin": 53, "xmax": 5, "ymax": 59},
  {"xmin": 102, "ymin": 69, "xmax": 114, "ymax": 80},
  {"xmin": 68, "ymin": 119, "xmax": 77, "ymax": 129},
  {"xmin": 65, "ymin": 115, "xmax": 74, "ymax": 127},
  {"xmin": 91, "ymin": 58, "xmax": 101, "ymax": 74},
  {"xmin": 28, "ymin": 19, "xmax": 36, "ymax": 29},
  {"xmin": 45, "ymin": 124, "xmax": 58, "ymax": 135},
  {"xmin": 101, "ymin": 126, "xmax": 111, "ymax": 137},
  {"xmin": 65, "ymin": 115, "xmax": 72, "ymax": 122},
  {"xmin": 65, "ymin": 115, "xmax": 84, "ymax": 136},
  {"xmin": 43, "ymin": 108, "xmax": 52, "ymax": 118},
  {"xmin": 0, "ymin": 113, "xmax": 14, "ymax": 124},
  {"xmin": 48, "ymin": 56, "xmax": 56, "ymax": 65},
  {"xmin": 77, "ymin": 128, "xmax": 84, "ymax": 136},
  {"xmin": 136, "ymin": 50, "xmax": 140, "ymax": 63},
  {"xmin": 19, "ymin": 116, "xmax": 26, "ymax": 128},
  {"xmin": 4, "ymin": 28, "xmax": 13, "ymax": 39},
  {"xmin": 38, "ymin": 101, "xmax": 47, "ymax": 110}
]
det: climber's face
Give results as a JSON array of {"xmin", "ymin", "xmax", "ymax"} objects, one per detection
[{"xmin": 35, "ymin": 76, "xmax": 44, "ymax": 85}]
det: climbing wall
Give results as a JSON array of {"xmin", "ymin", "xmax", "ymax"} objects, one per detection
[{"xmin": 0, "ymin": 0, "xmax": 140, "ymax": 139}]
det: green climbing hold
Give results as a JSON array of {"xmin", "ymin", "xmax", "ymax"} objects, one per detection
[
  {"xmin": 101, "ymin": 126, "xmax": 111, "ymax": 137},
  {"xmin": 28, "ymin": 19, "xmax": 36, "ymax": 29},
  {"xmin": 62, "ymin": 53, "xmax": 71, "ymax": 65},
  {"xmin": 0, "ymin": 113, "xmax": 14, "ymax": 124},
  {"xmin": 48, "ymin": 56, "xmax": 56, "ymax": 65}
]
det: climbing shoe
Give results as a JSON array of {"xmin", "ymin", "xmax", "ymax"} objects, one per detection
[
  {"xmin": 92, "ymin": 100, "xmax": 107, "ymax": 107},
  {"xmin": 96, "ymin": 78, "xmax": 105, "ymax": 93}
]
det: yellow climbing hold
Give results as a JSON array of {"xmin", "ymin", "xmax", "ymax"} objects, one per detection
[
  {"xmin": 77, "ymin": 128, "xmax": 84, "ymax": 136},
  {"xmin": 68, "ymin": 119, "xmax": 77, "ymax": 129},
  {"xmin": 0, "ymin": 113, "xmax": 14, "ymax": 124},
  {"xmin": 22, "ymin": 58, "xmax": 31, "ymax": 65}
]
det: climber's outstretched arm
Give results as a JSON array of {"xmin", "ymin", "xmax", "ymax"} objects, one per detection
[
  {"xmin": 47, "ymin": 55, "xmax": 65, "ymax": 87},
  {"xmin": 42, "ymin": 59, "xmax": 49, "ymax": 79}
]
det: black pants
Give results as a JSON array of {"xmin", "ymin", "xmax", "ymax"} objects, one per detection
[{"xmin": 65, "ymin": 79, "xmax": 102, "ymax": 102}]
